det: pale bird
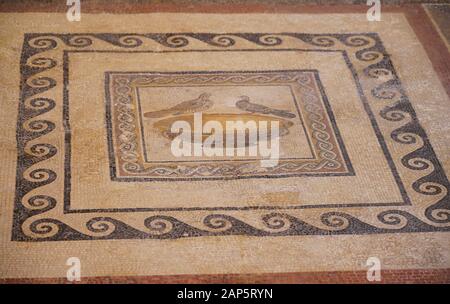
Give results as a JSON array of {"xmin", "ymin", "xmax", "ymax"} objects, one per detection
[
  {"xmin": 235, "ymin": 96, "xmax": 296, "ymax": 119},
  {"xmin": 144, "ymin": 93, "xmax": 213, "ymax": 118}
]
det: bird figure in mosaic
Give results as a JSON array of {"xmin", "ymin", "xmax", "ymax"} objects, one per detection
[
  {"xmin": 235, "ymin": 96, "xmax": 296, "ymax": 119},
  {"xmin": 144, "ymin": 93, "xmax": 213, "ymax": 118}
]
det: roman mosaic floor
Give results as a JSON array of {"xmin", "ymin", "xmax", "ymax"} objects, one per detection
[{"xmin": 0, "ymin": 2, "xmax": 449, "ymax": 283}]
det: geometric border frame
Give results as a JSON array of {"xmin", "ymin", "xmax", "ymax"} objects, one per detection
[
  {"xmin": 105, "ymin": 69, "xmax": 354, "ymax": 181},
  {"xmin": 13, "ymin": 32, "xmax": 450, "ymax": 241}
]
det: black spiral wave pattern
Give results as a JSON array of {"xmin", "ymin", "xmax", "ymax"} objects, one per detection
[
  {"xmin": 23, "ymin": 33, "xmax": 382, "ymax": 51},
  {"xmin": 12, "ymin": 35, "xmax": 59, "ymax": 241},
  {"xmin": 19, "ymin": 210, "xmax": 449, "ymax": 241},
  {"xmin": 367, "ymin": 37, "xmax": 450, "ymax": 224},
  {"xmin": 13, "ymin": 32, "xmax": 450, "ymax": 241}
]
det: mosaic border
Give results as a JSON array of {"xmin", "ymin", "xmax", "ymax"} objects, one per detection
[
  {"xmin": 13, "ymin": 32, "xmax": 450, "ymax": 241},
  {"xmin": 106, "ymin": 70, "xmax": 352, "ymax": 180}
]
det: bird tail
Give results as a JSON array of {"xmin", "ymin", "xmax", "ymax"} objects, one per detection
[{"xmin": 271, "ymin": 109, "xmax": 296, "ymax": 119}]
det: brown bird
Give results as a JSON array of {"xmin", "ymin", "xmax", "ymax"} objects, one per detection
[
  {"xmin": 144, "ymin": 93, "xmax": 213, "ymax": 118},
  {"xmin": 235, "ymin": 96, "xmax": 296, "ymax": 119}
]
